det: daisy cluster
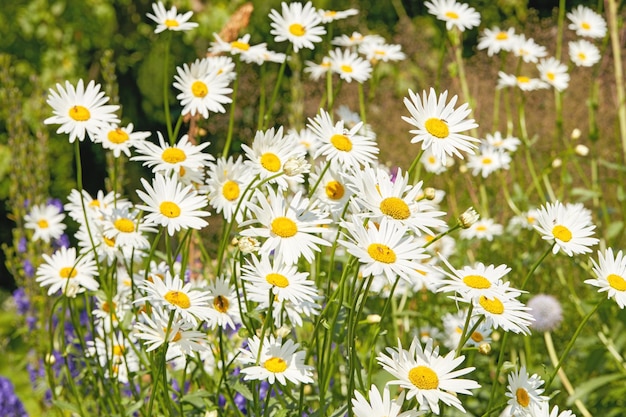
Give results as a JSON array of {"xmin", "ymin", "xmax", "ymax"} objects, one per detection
[{"xmin": 18, "ymin": 0, "xmax": 624, "ymax": 416}]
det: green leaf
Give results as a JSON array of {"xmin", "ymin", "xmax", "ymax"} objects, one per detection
[
  {"xmin": 598, "ymin": 158, "xmax": 626, "ymax": 172},
  {"xmin": 52, "ymin": 399, "xmax": 81, "ymax": 414},
  {"xmin": 232, "ymin": 380, "xmax": 253, "ymax": 401},
  {"xmin": 570, "ymin": 187, "xmax": 600, "ymax": 201},
  {"xmin": 567, "ymin": 373, "xmax": 625, "ymax": 405},
  {"xmin": 605, "ymin": 221, "xmax": 624, "ymax": 240},
  {"xmin": 181, "ymin": 389, "xmax": 211, "ymax": 409}
]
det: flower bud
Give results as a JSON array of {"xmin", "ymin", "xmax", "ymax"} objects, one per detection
[
  {"xmin": 366, "ymin": 314, "xmax": 381, "ymax": 324},
  {"xmin": 283, "ymin": 157, "xmax": 310, "ymax": 177},
  {"xmin": 424, "ymin": 187, "xmax": 437, "ymax": 200},
  {"xmin": 238, "ymin": 236, "xmax": 260, "ymax": 254},
  {"xmin": 478, "ymin": 343, "xmax": 492, "ymax": 355},
  {"xmin": 458, "ymin": 207, "xmax": 479, "ymax": 229},
  {"xmin": 552, "ymin": 158, "xmax": 562, "ymax": 168},
  {"xmin": 571, "ymin": 128, "xmax": 581, "ymax": 140},
  {"xmin": 574, "ymin": 144, "xmax": 589, "ymax": 156}
]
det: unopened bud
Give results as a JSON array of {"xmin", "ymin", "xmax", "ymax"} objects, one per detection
[
  {"xmin": 574, "ymin": 144, "xmax": 589, "ymax": 156},
  {"xmin": 458, "ymin": 207, "xmax": 480, "ymax": 229},
  {"xmin": 459, "ymin": 164, "xmax": 468, "ymax": 174},
  {"xmin": 424, "ymin": 187, "xmax": 437, "ymax": 200},
  {"xmin": 238, "ymin": 236, "xmax": 260, "ymax": 254},
  {"xmin": 45, "ymin": 353, "xmax": 56, "ymax": 365},
  {"xmin": 366, "ymin": 314, "xmax": 381, "ymax": 324},
  {"xmin": 571, "ymin": 128, "xmax": 581, "ymax": 140},
  {"xmin": 552, "ymin": 158, "xmax": 562, "ymax": 168},
  {"xmin": 478, "ymin": 343, "xmax": 492, "ymax": 355},
  {"xmin": 204, "ymin": 411, "xmax": 218, "ymax": 417},
  {"xmin": 283, "ymin": 157, "xmax": 310, "ymax": 177}
]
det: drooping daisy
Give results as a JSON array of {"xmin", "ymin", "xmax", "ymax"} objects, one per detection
[
  {"xmin": 307, "ymin": 108, "xmax": 379, "ymax": 169},
  {"xmin": 402, "ymin": 88, "xmax": 479, "ymax": 164},
  {"xmin": 497, "ymin": 72, "xmax": 549, "ymax": 91},
  {"xmin": 136, "ymin": 271, "xmax": 216, "ymax": 325},
  {"xmin": 134, "ymin": 310, "xmax": 208, "ymax": 358},
  {"xmin": 533, "ymin": 200, "xmax": 598, "ymax": 256},
  {"xmin": 567, "ymin": 5, "xmax": 607, "ymax": 39},
  {"xmin": 209, "ymin": 33, "xmax": 268, "ymax": 64},
  {"xmin": 328, "ymin": 48, "xmax": 372, "ymax": 83},
  {"xmin": 24, "ymin": 203, "xmax": 67, "ymax": 243},
  {"xmin": 304, "ymin": 56, "xmax": 332, "ymax": 81},
  {"xmin": 568, "ymin": 39, "xmax": 601, "ymax": 67},
  {"xmin": 44, "ymin": 79, "xmax": 120, "ymax": 143},
  {"xmin": 459, "ymin": 217, "xmax": 504, "ymax": 241},
  {"xmin": 240, "ymin": 189, "xmax": 331, "ymax": 265},
  {"xmin": 359, "ymin": 41, "xmax": 406, "ymax": 63},
  {"xmin": 347, "ymin": 166, "xmax": 447, "ymax": 236},
  {"xmin": 352, "ymin": 384, "xmax": 423, "ymax": 417},
  {"xmin": 339, "ymin": 217, "xmax": 430, "ymax": 284},
  {"xmin": 511, "ymin": 34, "xmax": 547, "ymax": 63},
  {"xmin": 242, "ymin": 254, "xmax": 318, "ymax": 304},
  {"xmin": 132, "ymin": 132, "xmax": 214, "ymax": 176},
  {"xmin": 377, "ymin": 337, "xmax": 480, "ymax": 415},
  {"xmin": 146, "ymin": 1, "xmax": 198, "ymax": 34},
  {"xmin": 238, "ymin": 335, "xmax": 313, "ymax": 385},
  {"xmin": 477, "ymin": 27, "xmax": 516, "ymax": 56},
  {"xmin": 425, "ymin": 0, "xmax": 481, "ymax": 32},
  {"xmin": 173, "ymin": 62, "xmax": 233, "ymax": 119},
  {"xmin": 466, "ymin": 147, "xmax": 511, "ymax": 178},
  {"xmin": 136, "ymin": 173, "xmax": 210, "ymax": 236},
  {"xmin": 537, "ymin": 57, "xmax": 570, "ymax": 92},
  {"xmin": 93, "ymin": 123, "xmax": 151, "ymax": 158},
  {"xmin": 332, "ymin": 31, "xmax": 367, "ymax": 48},
  {"xmin": 205, "ymin": 276, "xmax": 243, "ymax": 330},
  {"xmin": 206, "ymin": 155, "xmax": 255, "ymax": 223},
  {"xmin": 505, "ymin": 366, "xmax": 548, "ymax": 417},
  {"xmin": 317, "ymin": 8, "xmax": 358, "ymax": 23},
  {"xmin": 268, "ymin": 2, "xmax": 326, "ymax": 53},
  {"xmin": 472, "ymin": 291, "xmax": 534, "ymax": 335},
  {"xmin": 586, "ymin": 248, "xmax": 626, "ymax": 308},
  {"xmin": 36, "ymin": 246, "xmax": 98, "ymax": 297}
]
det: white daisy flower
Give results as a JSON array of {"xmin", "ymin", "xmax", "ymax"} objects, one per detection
[
  {"xmin": 505, "ymin": 366, "xmax": 549, "ymax": 417},
  {"xmin": 511, "ymin": 34, "xmax": 547, "ymax": 63},
  {"xmin": 204, "ymin": 56, "xmax": 237, "ymax": 82},
  {"xmin": 64, "ymin": 189, "xmax": 129, "ymax": 223},
  {"xmin": 206, "ymin": 155, "xmax": 254, "ymax": 223},
  {"xmin": 329, "ymin": 48, "xmax": 372, "ymax": 83},
  {"xmin": 209, "ymin": 33, "xmax": 269, "ymax": 65},
  {"xmin": 269, "ymin": 1, "xmax": 326, "ymax": 53},
  {"xmin": 497, "ymin": 72, "xmax": 549, "ymax": 91},
  {"xmin": 318, "ymin": 8, "xmax": 358, "ymax": 23},
  {"xmin": 477, "ymin": 27, "xmax": 516, "ymax": 56},
  {"xmin": 24, "ymin": 203, "xmax": 66, "ymax": 243},
  {"xmin": 134, "ymin": 310, "xmax": 208, "ymax": 358},
  {"xmin": 136, "ymin": 173, "xmax": 210, "ymax": 236},
  {"xmin": 146, "ymin": 1, "xmax": 198, "ymax": 34},
  {"xmin": 359, "ymin": 41, "xmax": 406, "ymax": 63},
  {"xmin": 44, "ymin": 79, "xmax": 120, "ymax": 143},
  {"xmin": 441, "ymin": 309, "xmax": 493, "ymax": 351},
  {"xmin": 132, "ymin": 132, "xmax": 214, "ymax": 176},
  {"xmin": 472, "ymin": 291, "xmax": 534, "ymax": 335},
  {"xmin": 537, "ymin": 57, "xmax": 570, "ymax": 92},
  {"xmin": 436, "ymin": 258, "xmax": 517, "ymax": 302},
  {"xmin": 304, "ymin": 56, "xmax": 332, "ymax": 81},
  {"xmin": 403, "ymin": 88, "xmax": 480, "ymax": 164},
  {"xmin": 309, "ymin": 164, "xmax": 353, "ymax": 218},
  {"xmin": 586, "ymin": 248, "xmax": 626, "ymax": 308},
  {"xmin": 352, "ymin": 384, "xmax": 424, "ymax": 417},
  {"xmin": 377, "ymin": 337, "xmax": 480, "ymax": 415},
  {"xmin": 92, "ymin": 293, "xmax": 130, "ymax": 331},
  {"xmin": 93, "ymin": 123, "xmax": 151, "ymax": 158},
  {"xmin": 101, "ymin": 206, "xmax": 156, "ymax": 250},
  {"xmin": 136, "ymin": 271, "xmax": 216, "ymax": 325},
  {"xmin": 242, "ymin": 254, "xmax": 318, "ymax": 305},
  {"xmin": 332, "ymin": 31, "xmax": 367, "ymax": 48},
  {"xmin": 466, "ymin": 147, "xmax": 511, "ymax": 178},
  {"xmin": 459, "ymin": 217, "xmax": 504, "ymax": 241},
  {"xmin": 173, "ymin": 62, "xmax": 233, "ymax": 119},
  {"xmin": 567, "ymin": 5, "xmax": 607, "ymax": 39},
  {"xmin": 538, "ymin": 403, "xmax": 576, "ymax": 417},
  {"xmin": 347, "ymin": 166, "xmax": 447, "ymax": 236},
  {"xmin": 425, "ymin": 0, "xmax": 481, "ymax": 32},
  {"xmin": 485, "ymin": 131, "xmax": 521, "ymax": 153},
  {"xmin": 288, "ymin": 127, "xmax": 322, "ymax": 157},
  {"xmin": 35, "ymin": 246, "xmax": 98, "ymax": 297},
  {"xmin": 86, "ymin": 329, "xmax": 139, "ymax": 384},
  {"xmin": 238, "ymin": 335, "xmax": 313, "ymax": 385},
  {"xmin": 339, "ymin": 217, "xmax": 430, "ymax": 285},
  {"xmin": 240, "ymin": 188, "xmax": 331, "ymax": 265},
  {"xmin": 308, "ymin": 108, "xmax": 379, "ymax": 169},
  {"xmin": 421, "ymin": 148, "xmax": 453, "ymax": 174},
  {"xmin": 533, "ymin": 200, "xmax": 598, "ymax": 256},
  {"xmin": 569, "ymin": 39, "xmax": 601, "ymax": 67},
  {"xmin": 205, "ymin": 276, "xmax": 243, "ymax": 330}
]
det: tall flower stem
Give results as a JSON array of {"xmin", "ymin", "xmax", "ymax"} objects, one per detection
[
  {"xmin": 162, "ymin": 32, "xmax": 173, "ymax": 143},
  {"xmin": 450, "ymin": 29, "xmax": 474, "ymax": 115},
  {"xmin": 358, "ymin": 83, "xmax": 367, "ymax": 126},
  {"xmin": 262, "ymin": 46, "xmax": 291, "ymax": 130},
  {"xmin": 520, "ymin": 244, "xmax": 553, "ymax": 291},
  {"xmin": 223, "ymin": 59, "xmax": 240, "ymax": 158},
  {"xmin": 606, "ymin": 0, "xmax": 626, "ymax": 161}
]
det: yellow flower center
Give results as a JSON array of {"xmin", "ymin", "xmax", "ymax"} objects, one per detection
[
  {"xmin": 471, "ymin": 331, "xmax": 484, "ymax": 342},
  {"xmin": 90, "ymin": 200, "xmax": 101, "ymax": 208},
  {"xmin": 191, "ymin": 80, "xmax": 209, "ymax": 98},
  {"xmin": 517, "ymin": 76, "xmax": 530, "ymax": 83},
  {"xmin": 324, "ymin": 11, "xmax": 337, "ymax": 17},
  {"xmin": 577, "ymin": 52, "xmax": 587, "ymax": 61},
  {"xmin": 114, "ymin": 218, "xmax": 135, "ymax": 233},
  {"xmin": 213, "ymin": 295, "xmax": 230, "ymax": 313},
  {"xmin": 69, "ymin": 105, "xmax": 91, "ymax": 121},
  {"xmin": 108, "ymin": 128, "xmax": 129, "ymax": 144},
  {"xmin": 408, "ymin": 365, "xmax": 439, "ymax": 389},
  {"xmin": 222, "ymin": 180, "xmax": 240, "ymax": 201},
  {"xmin": 428, "ymin": 156, "xmax": 436, "ymax": 164},
  {"xmin": 260, "ymin": 152, "xmax": 281, "ymax": 172},
  {"xmin": 162, "ymin": 148, "xmax": 187, "ymax": 164},
  {"xmin": 552, "ymin": 225, "xmax": 572, "ymax": 242},
  {"xmin": 271, "ymin": 217, "xmax": 297, "ymax": 238},
  {"xmin": 104, "ymin": 236, "xmax": 116, "ymax": 247},
  {"xmin": 266, "ymin": 273, "xmax": 289, "ymax": 288},
  {"xmin": 289, "ymin": 23, "xmax": 306, "ymax": 37},
  {"xmin": 496, "ymin": 32, "xmax": 509, "ymax": 40},
  {"xmin": 445, "ymin": 11, "xmax": 459, "ymax": 19},
  {"xmin": 607, "ymin": 274, "xmax": 626, "ymax": 291},
  {"xmin": 581, "ymin": 22, "xmax": 591, "ymax": 30},
  {"xmin": 330, "ymin": 134, "xmax": 353, "ymax": 151},
  {"xmin": 159, "ymin": 201, "xmax": 181, "ymax": 218},
  {"xmin": 60, "ymin": 267, "xmax": 78, "ymax": 279},
  {"xmin": 231, "ymin": 40, "xmax": 250, "ymax": 51},
  {"xmin": 37, "ymin": 219, "xmax": 49, "ymax": 229},
  {"xmin": 164, "ymin": 290, "xmax": 191, "ymax": 309},
  {"xmin": 424, "ymin": 118, "xmax": 449, "ymax": 139},
  {"xmin": 101, "ymin": 301, "xmax": 117, "ymax": 313},
  {"xmin": 380, "ymin": 197, "xmax": 411, "ymax": 220},
  {"xmin": 340, "ymin": 65, "xmax": 353, "ymax": 73},
  {"xmin": 164, "ymin": 19, "xmax": 179, "ymax": 28},
  {"xmin": 476, "ymin": 225, "xmax": 487, "ymax": 232},
  {"xmin": 325, "ymin": 180, "xmax": 345, "ymax": 200},
  {"xmin": 264, "ymin": 356, "xmax": 287, "ymax": 373},
  {"xmin": 479, "ymin": 295, "xmax": 504, "ymax": 314},
  {"xmin": 516, "ymin": 387, "xmax": 530, "ymax": 407},
  {"xmin": 113, "ymin": 345, "xmax": 125, "ymax": 356},
  {"xmin": 367, "ymin": 243, "xmax": 397, "ymax": 264},
  {"xmin": 482, "ymin": 157, "xmax": 493, "ymax": 165},
  {"xmin": 463, "ymin": 274, "xmax": 491, "ymax": 289},
  {"xmin": 547, "ymin": 72, "xmax": 555, "ymax": 81},
  {"xmin": 171, "ymin": 330, "xmax": 182, "ymax": 342}
]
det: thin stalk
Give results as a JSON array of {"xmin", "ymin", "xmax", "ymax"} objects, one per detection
[
  {"xmin": 262, "ymin": 46, "xmax": 291, "ymax": 129},
  {"xmin": 606, "ymin": 0, "xmax": 626, "ymax": 161},
  {"xmin": 223, "ymin": 59, "xmax": 240, "ymax": 158},
  {"xmin": 162, "ymin": 32, "xmax": 173, "ymax": 143}
]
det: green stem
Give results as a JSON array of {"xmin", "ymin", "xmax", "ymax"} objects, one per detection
[
  {"xmin": 358, "ymin": 83, "xmax": 367, "ymax": 126},
  {"xmin": 262, "ymin": 46, "xmax": 291, "ymax": 129},
  {"xmin": 519, "ymin": 244, "xmax": 553, "ymax": 291},
  {"xmin": 162, "ymin": 32, "xmax": 173, "ymax": 143},
  {"xmin": 223, "ymin": 59, "xmax": 240, "ymax": 158},
  {"xmin": 606, "ymin": 0, "xmax": 626, "ymax": 162}
]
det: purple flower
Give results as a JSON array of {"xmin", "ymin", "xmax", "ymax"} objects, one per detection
[
  {"xmin": 23, "ymin": 260, "xmax": 34, "ymax": 278},
  {"xmin": 17, "ymin": 237, "xmax": 27, "ymax": 253},
  {"xmin": 0, "ymin": 376, "xmax": 29, "ymax": 417},
  {"xmin": 54, "ymin": 234, "xmax": 70, "ymax": 249},
  {"xmin": 12, "ymin": 288, "xmax": 29, "ymax": 315},
  {"xmin": 47, "ymin": 198, "xmax": 64, "ymax": 213}
]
